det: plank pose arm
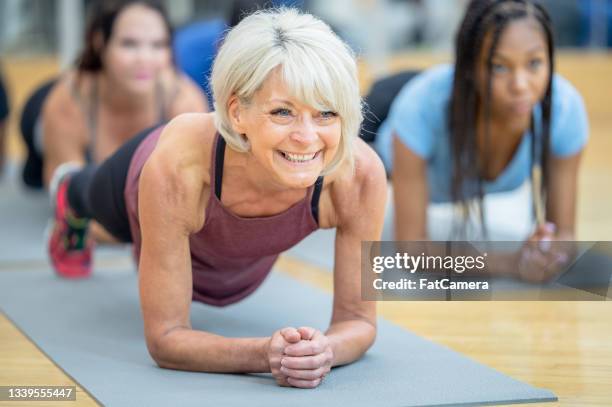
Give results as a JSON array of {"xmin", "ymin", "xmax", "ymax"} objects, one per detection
[
  {"xmin": 137, "ymin": 115, "xmax": 277, "ymax": 375},
  {"xmin": 278, "ymin": 139, "xmax": 387, "ymax": 387}
]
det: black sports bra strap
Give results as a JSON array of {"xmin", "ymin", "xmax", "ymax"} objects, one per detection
[
  {"xmin": 311, "ymin": 176, "xmax": 324, "ymax": 225},
  {"xmin": 214, "ymin": 135, "xmax": 226, "ymax": 199}
]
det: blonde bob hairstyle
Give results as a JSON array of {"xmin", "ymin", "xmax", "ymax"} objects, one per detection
[{"xmin": 211, "ymin": 8, "xmax": 362, "ymax": 175}]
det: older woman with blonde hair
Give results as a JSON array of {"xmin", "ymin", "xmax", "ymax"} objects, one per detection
[{"xmin": 46, "ymin": 8, "xmax": 387, "ymax": 388}]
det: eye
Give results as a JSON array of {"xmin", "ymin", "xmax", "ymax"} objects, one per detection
[
  {"xmin": 152, "ymin": 40, "xmax": 168, "ymax": 49},
  {"xmin": 528, "ymin": 58, "xmax": 543, "ymax": 70},
  {"xmin": 491, "ymin": 63, "xmax": 508, "ymax": 74},
  {"xmin": 319, "ymin": 111, "xmax": 338, "ymax": 119},
  {"xmin": 119, "ymin": 38, "xmax": 138, "ymax": 48},
  {"xmin": 271, "ymin": 108, "xmax": 293, "ymax": 117}
]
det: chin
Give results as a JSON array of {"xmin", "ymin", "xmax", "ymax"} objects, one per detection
[
  {"xmin": 498, "ymin": 109, "xmax": 530, "ymax": 130},
  {"xmin": 125, "ymin": 79, "xmax": 156, "ymax": 94},
  {"xmin": 511, "ymin": 114, "xmax": 532, "ymax": 131},
  {"xmin": 280, "ymin": 173, "xmax": 320, "ymax": 189}
]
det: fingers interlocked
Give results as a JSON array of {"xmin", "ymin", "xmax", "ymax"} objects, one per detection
[{"xmin": 268, "ymin": 326, "xmax": 333, "ymax": 389}]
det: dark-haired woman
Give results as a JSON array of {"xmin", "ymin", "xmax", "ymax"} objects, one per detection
[
  {"xmin": 376, "ymin": 0, "xmax": 587, "ymax": 248},
  {"xmin": 375, "ymin": 0, "xmax": 588, "ymax": 280},
  {"xmin": 20, "ymin": 0, "xmax": 207, "ymax": 191}
]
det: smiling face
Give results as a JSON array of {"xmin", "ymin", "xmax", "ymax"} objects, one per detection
[
  {"xmin": 100, "ymin": 3, "xmax": 171, "ymax": 93},
  {"xmin": 228, "ymin": 68, "xmax": 342, "ymax": 190},
  {"xmin": 478, "ymin": 17, "xmax": 550, "ymax": 130}
]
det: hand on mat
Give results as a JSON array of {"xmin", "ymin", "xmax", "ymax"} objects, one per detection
[
  {"xmin": 280, "ymin": 327, "xmax": 333, "ymax": 389},
  {"xmin": 268, "ymin": 327, "xmax": 301, "ymax": 387},
  {"xmin": 517, "ymin": 223, "xmax": 570, "ymax": 283}
]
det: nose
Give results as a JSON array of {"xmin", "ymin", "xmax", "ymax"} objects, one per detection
[
  {"xmin": 135, "ymin": 46, "xmax": 152, "ymax": 63},
  {"xmin": 289, "ymin": 115, "xmax": 318, "ymax": 145},
  {"xmin": 510, "ymin": 69, "xmax": 530, "ymax": 95}
]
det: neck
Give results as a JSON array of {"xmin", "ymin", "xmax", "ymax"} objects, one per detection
[
  {"xmin": 476, "ymin": 107, "xmax": 527, "ymax": 151},
  {"xmin": 475, "ymin": 109, "xmax": 529, "ymax": 180},
  {"xmin": 225, "ymin": 147, "xmax": 305, "ymax": 196}
]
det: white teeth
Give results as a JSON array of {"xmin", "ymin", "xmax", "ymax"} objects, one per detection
[{"xmin": 281, "ymin": 151, "xmax": 317, "ymax": 162}]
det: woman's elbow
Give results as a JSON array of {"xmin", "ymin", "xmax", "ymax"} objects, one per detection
[{"xmin": 146, "ymin": 334, "xmax": 177, "ymax": 370}]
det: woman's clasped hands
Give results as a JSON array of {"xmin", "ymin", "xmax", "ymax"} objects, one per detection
[{"xmin": 267, "ymin": 327, "xmax": 334, "ymax": 389}]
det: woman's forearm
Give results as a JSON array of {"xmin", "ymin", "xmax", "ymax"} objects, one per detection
[
  {"xmin": 325, "ymin": 319, "xmax": 376, "ymax": 367},
  {"xmin": 150, "ymin": 319, "xmax": 377, "ymax": 373},
  {"xmin": 151, "ymin": 327, "xmax": 270, "ymax": 373}
]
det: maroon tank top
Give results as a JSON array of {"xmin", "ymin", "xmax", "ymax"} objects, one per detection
[{"xmin": 124, "ymin": 128, "xmax": 323, "ymax": 306}]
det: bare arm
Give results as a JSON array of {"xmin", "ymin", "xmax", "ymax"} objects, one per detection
[
  {"xmin": 326, "ymin": 140, "xmax": 387, "ymax": 366},
  {"xmin": 392, "ymin": 132, "xmax": 429, "ymax": 240},
  {"xmin": 261, "ymin": 142, "xmax": 387, "ymax": 388},
  {"xmin": 138, "ymin": 115, "xmax": 268, "ymax": 373},
  {"xmin": 545, "ymin": 152, "xmax": 582, "ymax": 239}
]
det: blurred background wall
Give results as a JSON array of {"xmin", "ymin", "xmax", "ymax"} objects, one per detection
[{"xmin": 1, "ymin": 1, "xmax": 610, "ymax": 62}]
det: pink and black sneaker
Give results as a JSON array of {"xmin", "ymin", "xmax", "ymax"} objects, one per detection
[{"xmin": 48, "ymin": 167, "xmax": 94, "ymax": 278}]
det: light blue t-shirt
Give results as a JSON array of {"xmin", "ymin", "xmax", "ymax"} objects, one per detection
[{"xmin": 375, "ymin": 64, "xmax": 589, "ymax": 203}]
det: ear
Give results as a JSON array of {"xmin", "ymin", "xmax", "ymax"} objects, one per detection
[{"xmin": 227, "ymin": 95, "xmax": 248, "ymax": 134}]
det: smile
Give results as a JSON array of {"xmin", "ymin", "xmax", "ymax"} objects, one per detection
[{"xmin": 278, "ymin": 150, "xmax": 320, "ymax": 163}]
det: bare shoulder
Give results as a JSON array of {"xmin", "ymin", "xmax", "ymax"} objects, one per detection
[
  {"xmin": 325, "ymin": 138, "xmax": 388, "ymax": 229},
  {"xmin": 157, "ymin": 112, "xmax": 216, "ymax": 147},
  {"xmin": 141, "ymin": 112, "xmax": 217, "ymax": 232},
  {"xmin": 43, "ymin": 72, "xmax": 84, "ymax": 123},
  {"xmin": 163, "ymin": 69, "xmax": 209, "ymax": 115},
  {"xmin": 151, "ymin": 112, "xmax": 217, "ymax": 183},
  {"xmin": 41, "ymin": 72, "xmax": 88, "ymax": 144}
]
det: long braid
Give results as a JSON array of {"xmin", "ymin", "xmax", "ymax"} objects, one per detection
[{"xmin": 531, "ymin": 2, "xmax": 554, "ymax": 213}]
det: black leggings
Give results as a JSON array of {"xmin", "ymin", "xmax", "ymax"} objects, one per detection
[
  {"xmin": 67, "ymin": 125, "xmax": 160, "ymax": 243},
  {"xmin": 360, "ymin": 69, "xmax": 420, "ymax": 143},
  {"xmin": 20, "ymin": 78, "xmax": 57, "ymax": 188}
]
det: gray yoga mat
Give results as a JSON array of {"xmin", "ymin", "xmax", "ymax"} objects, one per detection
[{"xmin": 0, "ymin": 268, "xmax": 556, "ymax": 407}]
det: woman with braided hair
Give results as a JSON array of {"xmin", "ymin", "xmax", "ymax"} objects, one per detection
[{"xmin": 375, "ymin": 0, "xmax": 588, "ymax": 279}]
